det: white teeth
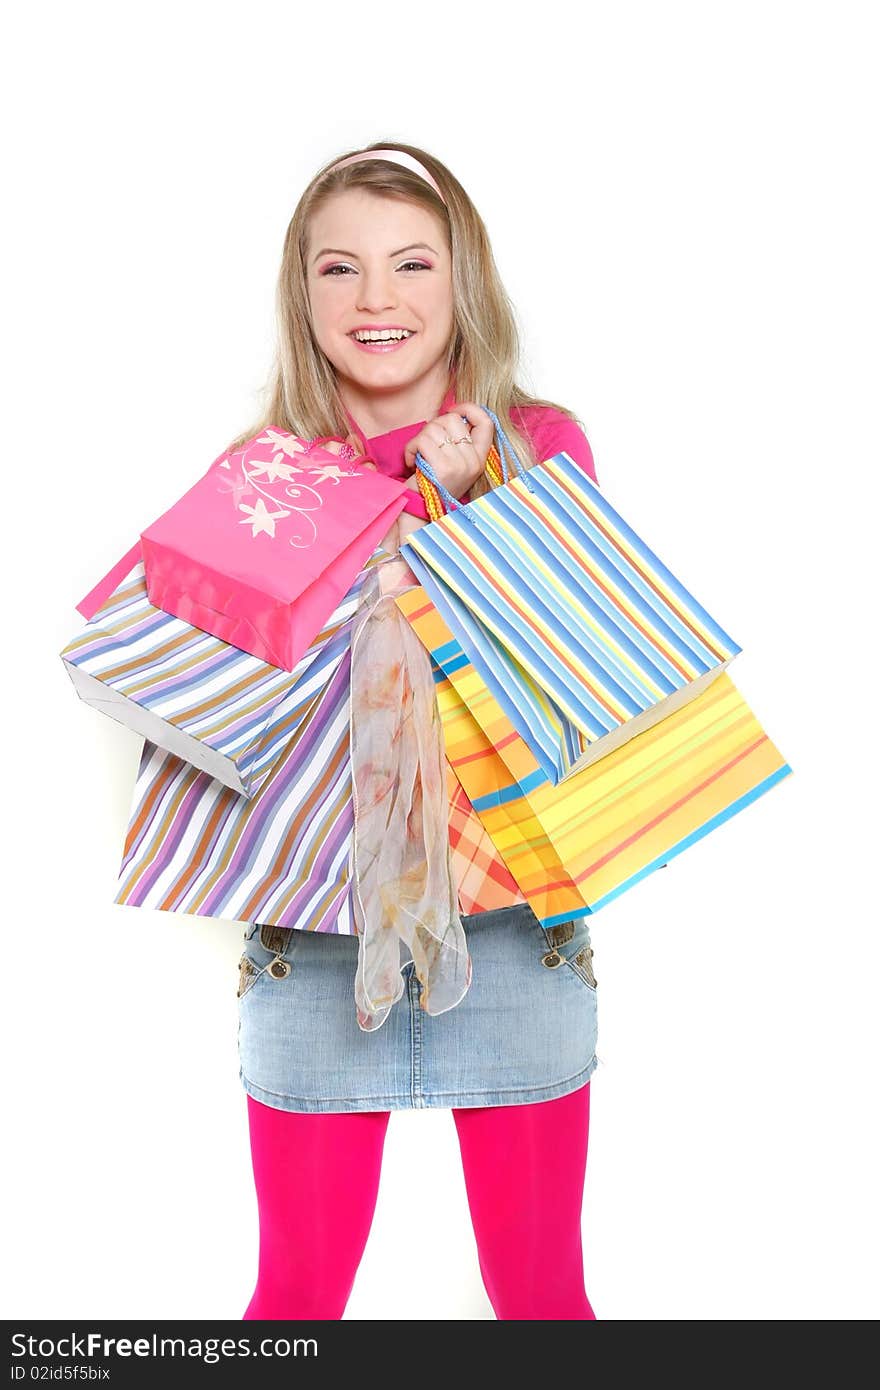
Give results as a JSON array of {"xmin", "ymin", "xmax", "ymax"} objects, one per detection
[{"xmin": 352, "ymin": 329, "xmax": 413, "ymax": 342}]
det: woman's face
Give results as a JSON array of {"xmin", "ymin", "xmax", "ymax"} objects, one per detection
[{"xmin": 306, "ymin": 189, "xmax": 454, "ymax": 397}]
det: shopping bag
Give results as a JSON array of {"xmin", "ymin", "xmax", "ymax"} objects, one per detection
[
  {"xmin": 140, "ymin": 429, "xmax": 409, "ymax": 671},
  {"xmin": 60, "ymin": 556, "xmax": 357, "ymax": 797},
  {"xmin": 110, "ymin": 557, "xmax": 393, "ymax": 928},
  {"xmin": 403, "ymin": 412, "xmax": 741, "ymax": 783},
  {"xmin": 396, "ymin": 586, "xmax": 792, "ymax": 926},
  {"xmin": 445, "ymin": 763, "xmax": 524, "ymax": 916}
]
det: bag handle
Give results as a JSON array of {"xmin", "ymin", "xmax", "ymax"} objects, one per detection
[{"xmin": 414, "ymin": 406, "xmax": 532, "ymax": 521}]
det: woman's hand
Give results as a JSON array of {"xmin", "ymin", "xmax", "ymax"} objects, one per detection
[
  {"xmin": 329, "ymin": 431, "xmax": 404, "ymax": 552},
  {"xmin": 403, "ymin": 403, "xmax": 494, "ymax": 501}
]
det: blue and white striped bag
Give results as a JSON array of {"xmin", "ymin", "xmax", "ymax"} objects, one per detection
[{"xmin": 402, "ymin": 408, "xmax": 742, "ymax": 785}]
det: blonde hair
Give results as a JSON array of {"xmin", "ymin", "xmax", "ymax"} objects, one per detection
[{"xmin": 226, "ymin": 139, "xmax": 586, "ymax": 496}]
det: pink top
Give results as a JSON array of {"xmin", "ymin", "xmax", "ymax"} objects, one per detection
[
  {"xmin": 74, "ymin": 404, "xmax": 597, "ymax": 620},
  {"xmin": 355, "ymin": 402, "xmax": 598, "ymax": 520}
]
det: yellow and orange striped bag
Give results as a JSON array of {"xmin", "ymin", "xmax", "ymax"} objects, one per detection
[{"xmin": 397, "ymin": 585, "xmax": 792, "ymax": 926}]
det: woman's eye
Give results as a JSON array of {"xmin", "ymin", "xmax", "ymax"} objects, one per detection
[{"xmin": 320, "ymin": 260, "xmax": 430, "ymax": 276}]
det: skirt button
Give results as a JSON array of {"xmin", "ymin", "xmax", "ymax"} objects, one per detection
[
  {"xmin": 268, "ymin": 957, "xmax": 291, "ymax": 979},
  {"xmin": 541, "ymin": 949, "xmax": 564, "ymax": 969}
]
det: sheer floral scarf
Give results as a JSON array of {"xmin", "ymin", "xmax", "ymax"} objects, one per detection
[{"xmin": 348, "ymin": 554, "xmax": 473, "ymax": 1032}]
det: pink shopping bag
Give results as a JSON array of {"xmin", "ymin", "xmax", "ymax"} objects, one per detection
[
  {"xmin": 72, "ymin": 435, "xmax": 371, "ymax": 624},
  {"xmin": 135, "ymin": 429, "xmax": 409, "ymax": 671}
]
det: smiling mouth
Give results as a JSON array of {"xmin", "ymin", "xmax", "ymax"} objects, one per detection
[
  {"xmin": 350, "ymin": 329, "xmax": 416, "ymax": 342},
  {"xmin": 349, "ymin": 330, "xmax": 417, "ymax": 353}
]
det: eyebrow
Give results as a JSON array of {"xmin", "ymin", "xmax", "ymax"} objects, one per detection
[{"xmin": 312, "ymin": 242, "xmax": 439, "ymax": 264}]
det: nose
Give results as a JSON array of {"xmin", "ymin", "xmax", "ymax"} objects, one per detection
[{"xmin": 356, "ymin": 265, "xmax": 398, "ymax": 314}]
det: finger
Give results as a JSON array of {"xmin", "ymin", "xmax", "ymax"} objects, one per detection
[
  {"xmin": 344, "ymin": 430, "xmax": 368, "ymax": 457},
  {"xmin": 403, "ymin": 434, "xmax": 420, "ymax": 471},
  {"xmin": 343, "ymin": 431, "xmax": 377, "ymax": 467},
  {"xmin": 403, "ymin": 426, "xmax": 439, "ymax": 472},
  {"xmin": 432, "ymin": 413, "xmax": 471, "ymax": 446},
  {"xmin": 426, "ymin": 418, "xmax": 460, "ymax": 444},
  {"xmin": 436, "ymin": 408, "xmax": 492, "ymax": 481},
  {"xmin": 449, "ymin": 403, "xmax": 494, "ymax": 451}
]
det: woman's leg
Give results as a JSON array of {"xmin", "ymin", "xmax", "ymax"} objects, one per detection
[
  {"xmin": 452, "ymin": 1080, "xmax": 596, "ymax": 1319},
  {"xmin": 243, "ymin": 1094, "xmax": 391, "ymax": 1320}
]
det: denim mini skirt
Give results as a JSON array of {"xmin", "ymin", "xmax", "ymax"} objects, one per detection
[{"xmin": 237, "ymin": 903, "xmax": 599, "ymax": 1113}]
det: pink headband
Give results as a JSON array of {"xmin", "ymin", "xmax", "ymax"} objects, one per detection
[{"xmin": 326, "ymin": 148, "xmax": 445, "ymax": 203}]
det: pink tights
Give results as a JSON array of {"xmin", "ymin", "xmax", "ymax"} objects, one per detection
[{"xmin": 243, "ymin": 1080, "xmax": 595, "ymax": 1320}]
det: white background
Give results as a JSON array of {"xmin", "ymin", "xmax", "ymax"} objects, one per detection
[{"xmin": 3, "ymin": 0, "xmax": 877, "ymax": 1321}]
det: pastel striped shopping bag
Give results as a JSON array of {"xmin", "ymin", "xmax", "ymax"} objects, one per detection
[
  {"xmin": 111, "ymin": 560, "xmax": 389, "ymax": 930},
  {"xmin": 396, "ymin": 586, "xmax": 792, "ymax": 927},
  {"xmin": 402, "ymin": 435, "xmax": 741, "ymax": 785},
  {"xmin": 60, "ymin": 558, "xmax": 360, "ymax": 797}
]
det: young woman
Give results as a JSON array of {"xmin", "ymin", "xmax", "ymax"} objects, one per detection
[{"xmin": 230, "ymin": 141, "xmax": 602, "ymax": 1321}]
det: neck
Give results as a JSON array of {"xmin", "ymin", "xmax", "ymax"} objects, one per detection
[{"xmin": 339, "ymin": 363, "xmax": 454, "ymax": 439}]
